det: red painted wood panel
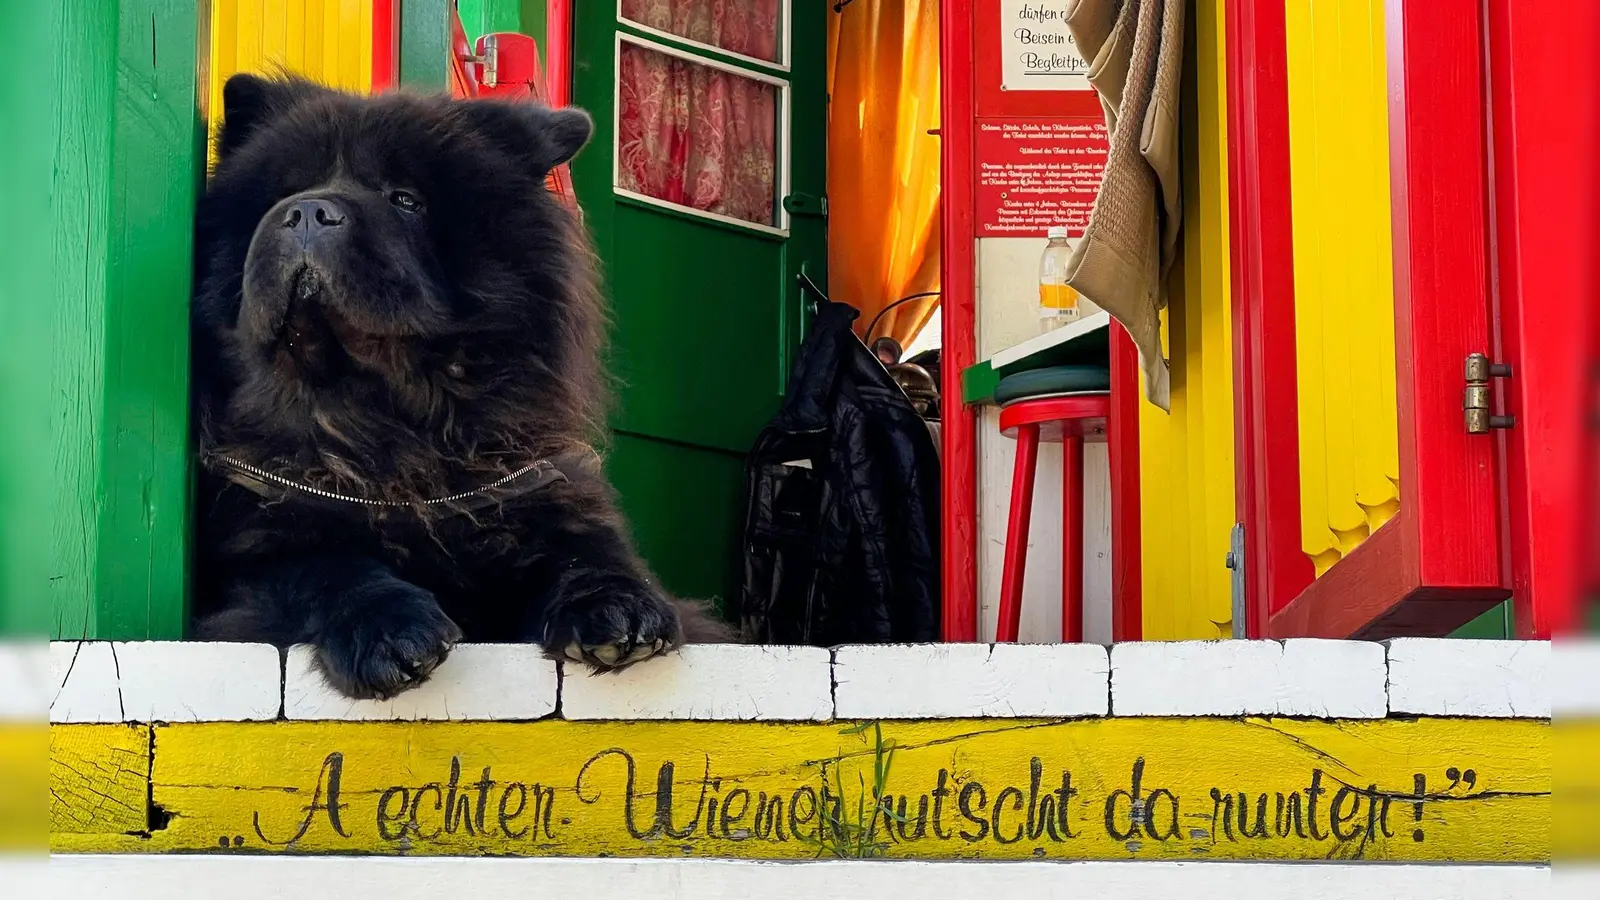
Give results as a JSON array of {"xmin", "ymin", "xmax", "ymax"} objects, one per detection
[
  {"xmin": 1251, "ymin": 0, "xmax": 1518, "ymax": 637},
  {"xmin": 1108, "ymin": 324, "xmax": 1142, "ymax": 641},
  {"xmin": 1384, "ymin": 0, "xmax": 1502, "ymax": 591},
  {"xmin": 373, "ymin": 0, "xmax": 396, "ymax": 91},
  {"xmin": 941, "ymin": 0, "xmax": 980, "ymax": 641},
  {"xmin": 1485, "ymin": 0, "xmax": 1600, "ymax": 637},
  {"xmin": 546, "ymin": 0, "xmax": 572, "ymax": 108},
  {"xmin": 1225, "ymin": 0, "xmax": 1313, "ymax": 636}
]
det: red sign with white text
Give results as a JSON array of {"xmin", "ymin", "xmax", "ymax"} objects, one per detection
[{"xmin": 975, "ymin": 116, "xmax": 1107, "ymax": 237}]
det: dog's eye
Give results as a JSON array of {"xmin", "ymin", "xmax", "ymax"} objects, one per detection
[{"xmin": 388, "ymin": 190, "xmax": 422, "ymax": 213}]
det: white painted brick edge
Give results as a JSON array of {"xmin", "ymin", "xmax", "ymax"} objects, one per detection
[
  {"xmin": 1111, "ymin": 640, "xmax": 1388, "ymax": 717},
  {"xmin": 283, "ymin": 643, "xmax": 558, "ymax": 721},
  {"xmin": 560, "ymin": 645, "xmax": 832, "ymax": 720},
  {"xmin": 834, "ymin": 643, "xmax": 1108, "ymax": 718},
  {"xmin": 1387, "ymin": 638, "xmax": 1550, "ymax": 718},
  {"xmin": 0, "ymin": 641, "xmax": 49, "ymax": 721},
  {"xmin": 37, "ymin": 639, "xmax": 1556, "ymax": 722},
  {"xmin": 1553, "ymin": 639, "xmax": 1600, "ymax": 716}
]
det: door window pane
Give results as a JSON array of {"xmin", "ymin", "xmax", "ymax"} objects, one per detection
[
  {"xmin": 617, "ymin": 40, "xmax": 781, "ymax": 228},
  {"xmin": 619, "ymin": 0, "xmax": 784, "ymax": 64}
]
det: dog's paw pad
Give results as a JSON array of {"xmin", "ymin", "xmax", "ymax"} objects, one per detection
[{"xmin": 542, "ymin": 578, "xmax": 682, "ymax": 672}]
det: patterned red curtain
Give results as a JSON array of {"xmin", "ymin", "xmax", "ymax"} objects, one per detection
[{"xmin": 617, "ymin": 1, "xmax": 782, "ymax": 227}]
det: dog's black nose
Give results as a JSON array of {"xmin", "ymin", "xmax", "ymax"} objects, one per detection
[{"xmin": 282, "ymin": 198, "xmax": 346, "ymax": 234}]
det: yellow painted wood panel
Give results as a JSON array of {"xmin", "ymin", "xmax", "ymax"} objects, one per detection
[
  {"xmin": 1284, "ymin": 0, "xmax": 1401, "ymax": 576},
  {"xmin": 1, "ymin": 723, "xmax": 48, "ymax": 850},
  {"xmin": 47, "ymin": 718, "xmax": 1549, "ymax": 862},
  {"xmin": 1555, "ymin": 718, "xmax": 1600, "ymax": 860},
  {"xmin": 1138, "ymin": 0, "xmax": 1234, "ymax": 640},
  {"xmin": 206, "ymin": 0, "xmax": 375, "ymax": 163},
  {"xmin": 49, "ymin": 724, "xmax": 151, "ymax": 837}
]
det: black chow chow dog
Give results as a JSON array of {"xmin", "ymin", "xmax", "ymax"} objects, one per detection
[{"xmin": 191, "ymin": 74, "xmax": 727, "ymax": 699}]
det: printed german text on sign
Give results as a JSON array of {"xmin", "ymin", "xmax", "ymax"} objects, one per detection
[
  {"xmin": 1000, "ymin": 0, "xmax": 1090, "ymax": 91},
  {"xmin": 977, "ymin": 117, "xmax": 1108, "ymax": 237}
]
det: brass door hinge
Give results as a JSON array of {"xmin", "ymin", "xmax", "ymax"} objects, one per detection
[
  {"xmin": 1464, "ymin": 352, "xmax": 1514, "ymax": 434},
  {"xmin": 461, "ymin": 35, "xmax": 500, "ymax": 88}
]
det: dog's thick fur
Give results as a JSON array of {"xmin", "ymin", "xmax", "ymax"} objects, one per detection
[{"xmin": 191, "ymin": 74, "xmax": 726, "ymax": 699}]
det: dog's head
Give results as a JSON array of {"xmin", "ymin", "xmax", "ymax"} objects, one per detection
[{"xmin": 194, "ymin": 74, "xmax": 602, "ymax": 474}]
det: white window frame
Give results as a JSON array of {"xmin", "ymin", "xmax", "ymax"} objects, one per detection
[
  {"xmin": 611, "ymin": 32, "xmax": 792, "ymax": 238},
  {"xmin": 615, "ymin": 0, "xmax": 793, "ymax": 73}
]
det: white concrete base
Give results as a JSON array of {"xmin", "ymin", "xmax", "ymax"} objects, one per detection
[{"xmin": 30, "ymin": 855, "xmax": 1552, "ymax": 900}]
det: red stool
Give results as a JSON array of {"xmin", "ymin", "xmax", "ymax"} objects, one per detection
[{"xmin": 996, "ymin": 393, "xmax": 1110, "ymax": 643}]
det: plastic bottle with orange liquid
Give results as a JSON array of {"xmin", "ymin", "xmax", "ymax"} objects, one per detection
[{"xmin": 1038, "ymin": 225, "xmax": 1081, "ymax": 333}]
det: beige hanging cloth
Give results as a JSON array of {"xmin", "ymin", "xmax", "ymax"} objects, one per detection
[{"xmin": 1065, "ymin": 0, "xmax": 1184, "ymax": 410}]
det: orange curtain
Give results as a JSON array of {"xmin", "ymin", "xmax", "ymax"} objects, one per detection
[{"xmin": 827, "ymin": 0, "xmax": 942, "ymax": 347}]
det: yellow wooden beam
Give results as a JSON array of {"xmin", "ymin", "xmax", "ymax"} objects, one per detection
[
  {"xmin": 50, "ymin": 724, "xmax": 151, "ymax": 837},
  {"xmin": 49, "ymin": 718, "xmax": 1548, "ymax": 862}
]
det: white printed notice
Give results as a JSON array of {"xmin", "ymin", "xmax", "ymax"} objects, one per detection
[{"xmin": 1000, "ymin": 1, "xmax": 1091, "ymax": 92}]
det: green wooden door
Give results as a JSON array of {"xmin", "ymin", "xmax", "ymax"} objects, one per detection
[{"xmin": 570, "ymin": 4, "xmax": 827, "ymax": 609}]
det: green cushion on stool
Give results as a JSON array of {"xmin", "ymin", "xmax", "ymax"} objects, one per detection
[{"xmin": 993, "ymin": 365, "xmax": 1112, "ymax": 406}]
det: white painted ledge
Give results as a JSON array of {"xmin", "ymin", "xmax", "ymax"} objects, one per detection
[
  {"xmin": 0, "ymin": 641, "xmax": 48, "ymax": 720},
  {"xmin": 283, "ymin": 644, "xmax": 557, "ymax": 721},
  {"xmin": 1386, "ymin": 638, "xmax": 1549, "ymax": 718},
  {"xmin": 49, "ymin": 642, "xmax": 122, "ymax": 723},
  {"xmin": 115, "ymin": 641, "xmax": 281, "ymax": 722},
  {"xmin": 38, "ymin": 856, "xmax": 1551, "ymax": 900},
  {"xmin": 1553, "ymin": 639, "xmax": 1600, "ymax": 716},
  {"xmin": 36, "ymin": 638, "xmax": 1556, "ymax": 723},
  {"xmin": 833, "ymin": 643, "xmax": 1109, "ymax": 718},
  {"xmin": 1111, "ymin": 640, "xmax": 1388, "ymax": 717},
  {"xmin": 560, "ymin": 645, "xmax": 832, "ymax": 720},
  {"xmin": 50, "ymin": 641, "xmax": 281, "ymax": 723}
]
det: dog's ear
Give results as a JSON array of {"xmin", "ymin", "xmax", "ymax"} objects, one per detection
[
  {"xmin": 218, "ymin": 73, "xmax": 327, "ymax": 160},
  {"xmin": 462, "ymin": 101, "xmax": 594, "ymax": 174}
]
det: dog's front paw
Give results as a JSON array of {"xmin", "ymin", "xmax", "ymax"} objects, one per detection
[
  {"xmin": 314, "ymin": 588, "xmax": 463, "ymax": 700},
  {"xmin": 540, "ymin": 574, "xmax": 682, "ymax": 671}
]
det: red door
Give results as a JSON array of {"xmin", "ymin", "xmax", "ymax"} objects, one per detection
[{"xmin": 1227, "ymin": 0, "xmax": 1595, "ymax": 639}]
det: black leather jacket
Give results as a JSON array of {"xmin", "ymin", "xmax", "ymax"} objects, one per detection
[{"xmin": 737, "ymin": 302, "xmax": 941, "ymax": 644}]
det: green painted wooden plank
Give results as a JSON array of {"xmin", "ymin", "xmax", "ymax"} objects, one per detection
[
  {"xmin": 519, "ymin": 0, "xmax": 546, "ymax": 45},
  {"xmin": 10, "ymin": 0, "xmax": 204, "ymax": 640},
  {"xmin": 456, "ymin": 0, "xmax": 486, "ymax": 39},
  {"xmin": 962, "ymin": 361, "xmax": 999, "ymax": 406},
  {"xmin": 458, "ymin": 0, "xmax": 527, "ymax": 42},
  {"xmin": 0, "ymin": 0, "xmax": 63, "ymax": 636},
  {"xmin": 97, "ymin": 0, "xmax": 204, "ymax": 639},
  {"xmin": 961, "ymin": 325, "xmax": 1111, "ymax": 407},
  {"xmin": 1451, "ymin": 601, "xmax": 1512, "ymax": 639},
  {"xmin": 401, "ymin": 0, "xmax": 452, "ymax": 89}
]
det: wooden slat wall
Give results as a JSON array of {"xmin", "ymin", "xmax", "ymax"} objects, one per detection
[
  {"xmin": 31, "ymin": 0, "xmax": 207, "ymax": 641},
  {"xmin": 1137, "ymin": 0, "xmax": 1236, "ymax": 640},
  {"xmin": 206, "ymin": 0, "xmax": 375, "ymax": 162},
  {"xmin": 1283, "ymin": 0, "xmax": 1401, "ymax": 576}
]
